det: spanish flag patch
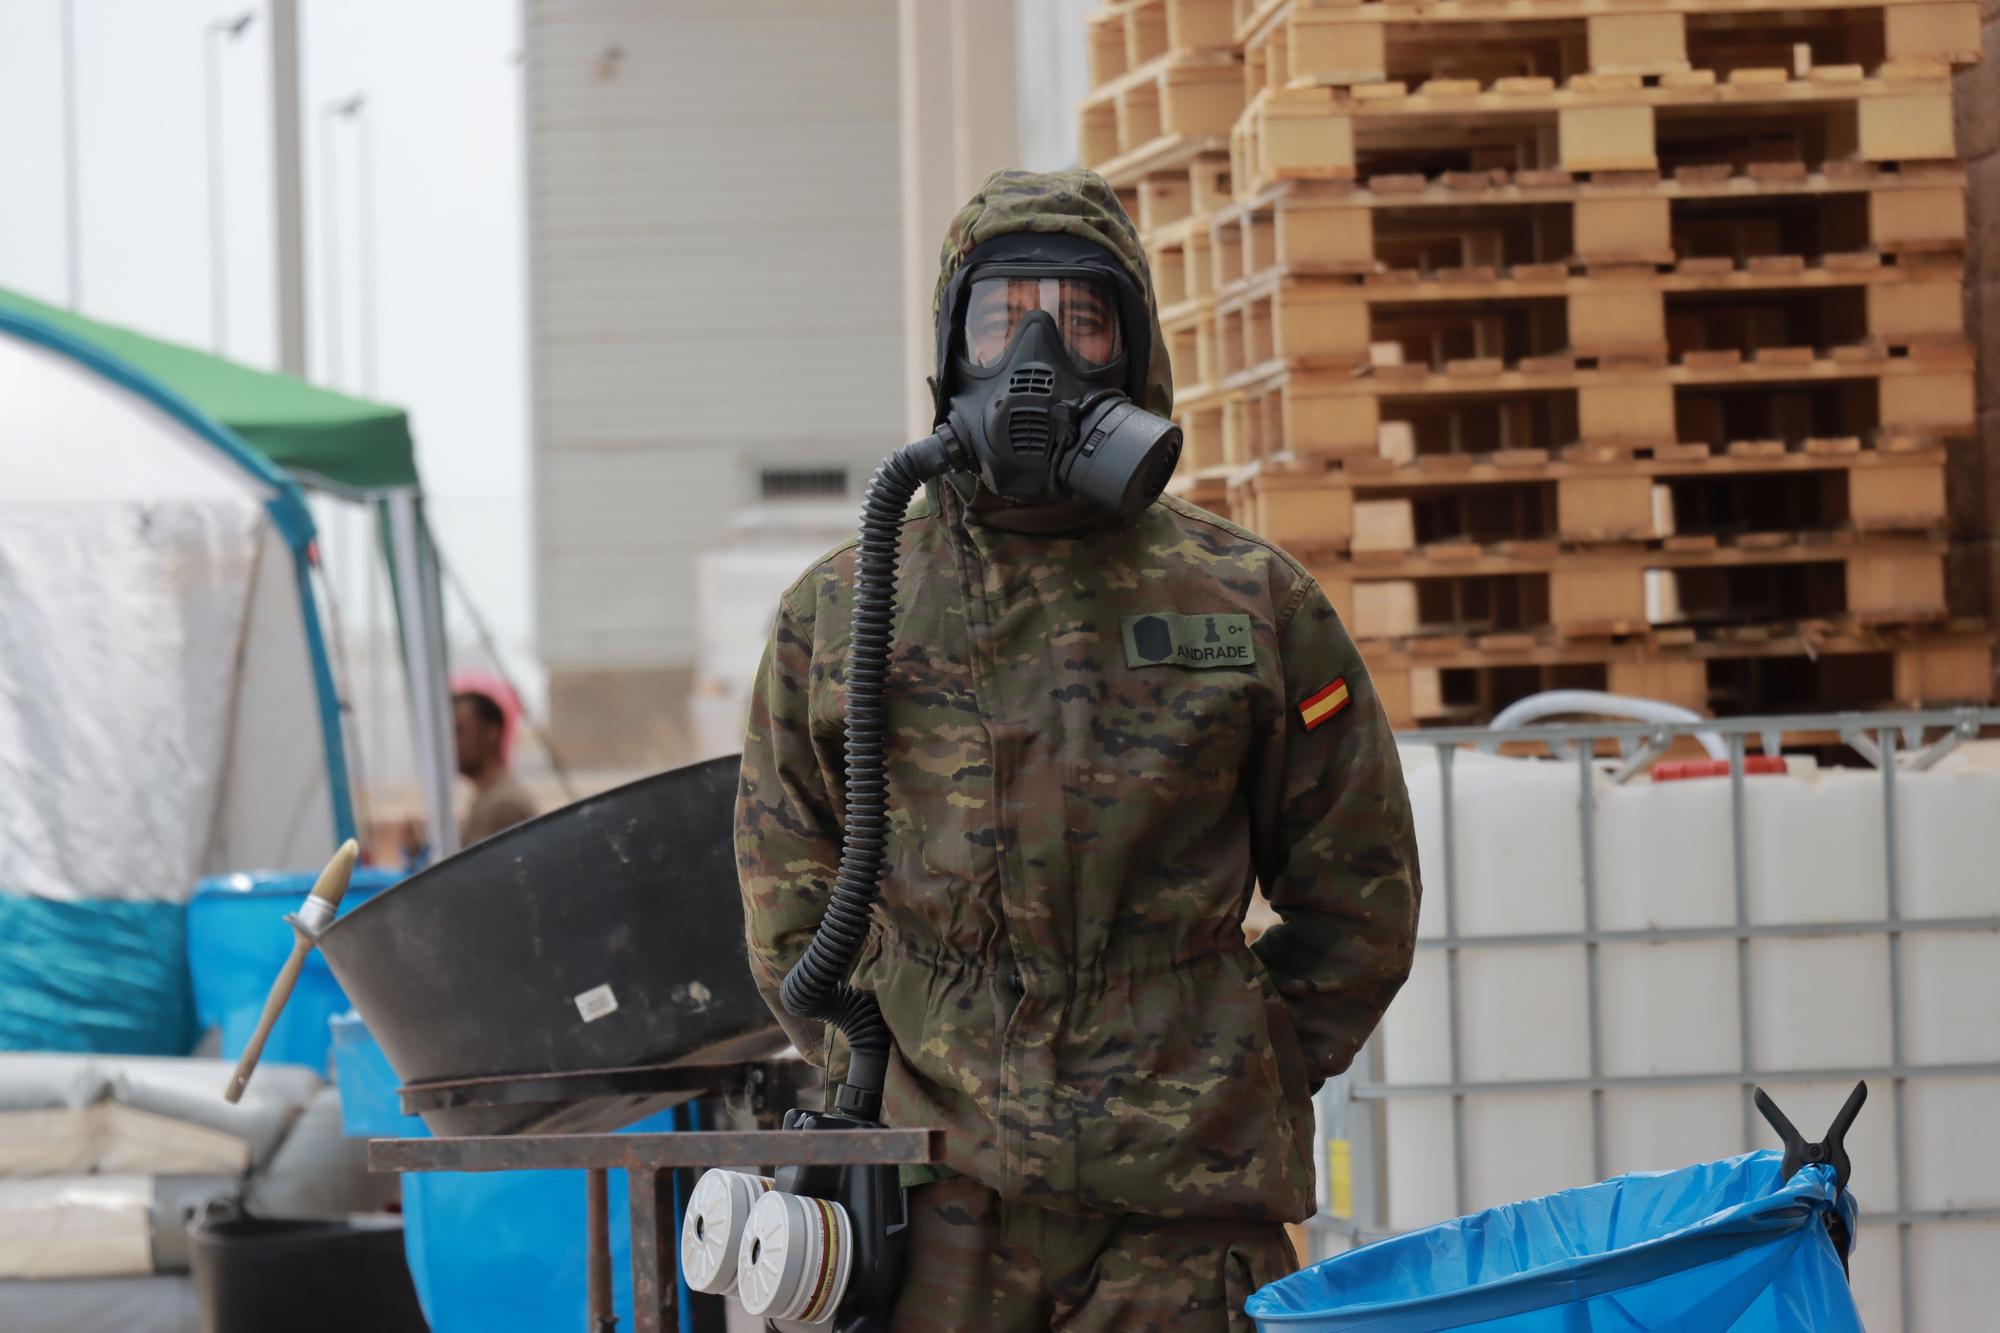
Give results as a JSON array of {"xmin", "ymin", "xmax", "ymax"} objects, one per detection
[{"xmin": 1299, "ymin": 677, "xmax": 1350, "ymax": 731}]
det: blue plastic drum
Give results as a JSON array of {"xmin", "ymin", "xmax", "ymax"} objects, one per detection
[
  {"xmin": 329, "ymin": 1014, "xmax": 699, "ymax": 1333},
  {"xmin": 187, "ymin": 868, "xmax": 402, "ymax": 1073}
]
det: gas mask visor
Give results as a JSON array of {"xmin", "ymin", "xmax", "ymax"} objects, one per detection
[{"xmin": 961, "ymin": 272, "xmax": 1126, "ymax": 374}]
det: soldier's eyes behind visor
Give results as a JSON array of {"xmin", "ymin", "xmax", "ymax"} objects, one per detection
[{"xmin": 964, "ymin": 276, "xmax": 1123, "ymax": 371}]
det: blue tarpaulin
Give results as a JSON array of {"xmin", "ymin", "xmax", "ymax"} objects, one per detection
[
  {"xmin": 1247, "ymin": 1152, "xmax": 1862, "ymax": 1332},
  {"xmin": 0, "ymin": 897, "xmax": 196, "ymax": 1054}
]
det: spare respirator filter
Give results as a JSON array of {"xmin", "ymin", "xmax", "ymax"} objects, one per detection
[
  {"xmin": 682, "ymin": 1170, "xmax": 854, "ymax": 1329},
  {"xmin": 682, "ymin": 1169, "xmax": 773, "ymax": 1297},
  {"xmin": 738, "ymin": 1188, "xmax": 856, "ymax": 1327}
]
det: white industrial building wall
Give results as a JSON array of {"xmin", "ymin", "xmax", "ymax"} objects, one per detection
[
  {"xmin": 1013, "ymin": 0, "xmax": 1096, "ymax": 171},
  {"xmin": 526, "ymin": 0, "xmax": 903, "ymax": 677}
]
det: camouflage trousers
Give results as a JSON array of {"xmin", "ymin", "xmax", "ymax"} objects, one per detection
[{"xmin": 886, "ymin": 1176, "xmax": 1298, "ymax": 1332}]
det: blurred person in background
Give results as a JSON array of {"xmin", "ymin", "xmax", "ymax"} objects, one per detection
[{"xmin": 454, "ymin": 687, "xmax": 538, "ymax": 845}]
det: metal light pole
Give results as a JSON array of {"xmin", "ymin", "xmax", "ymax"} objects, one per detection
[
  {"xmin": 270, "ymin": 0, "xmax": 307, "ymax": 375},
  {"xmin": 320, "ymin": 94, "xmax": 365, "ymax": 389},
  {"xmin": 353, "ymin": 101, "xmax": 378, "ymax": 396},
  {"xmin": 320, "ymin": 93, "xmax": 384, "ymax": 804},
  {"xmin": 204, "ymin": 12, "xmax": 255, "ymax": 354},
  {"xmin": 59, "ymin": 0, "xmax": 82, "ymax": 308}
]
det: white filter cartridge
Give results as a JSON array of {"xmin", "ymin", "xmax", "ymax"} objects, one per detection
[
  {"xmin": 681, "ymin": 1169, "xmax": 773, "ymax": 1296},
  {"xmin": 735, "ymin": 1189, "xmax": 853, "ymax": 1327}
]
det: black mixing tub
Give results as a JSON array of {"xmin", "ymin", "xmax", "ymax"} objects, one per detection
[{"xmin": 319, "ymin": 755, "xmax": 786, "ymax": 1137}]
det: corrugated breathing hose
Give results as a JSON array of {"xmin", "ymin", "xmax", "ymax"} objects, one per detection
[{"xmin": 778, "ymin": 428, "xmax": 961, "ymax": 1121}]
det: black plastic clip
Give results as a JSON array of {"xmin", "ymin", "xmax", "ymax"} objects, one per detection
[
  {"xmin": 1755, "ymin": 1080, "xmax": 1867, "ymax": 1193},
  {"xmin": 1754, "ymin": 1080, "xmax": 1867, "ymax": 1276}
]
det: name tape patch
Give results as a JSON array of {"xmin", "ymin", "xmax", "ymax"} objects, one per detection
[
  {"xmin": 1121, "ymin": 613, "xmax": 1256, "ymax": 670},
  {"xmin": 1300, "ymin": 677, "xmax": 1350, "ymax": 731}
]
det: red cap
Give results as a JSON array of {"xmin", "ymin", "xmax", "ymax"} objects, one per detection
[{"xmin": 449, "ymin": 668, "xmax": 522, "ymax": 761}]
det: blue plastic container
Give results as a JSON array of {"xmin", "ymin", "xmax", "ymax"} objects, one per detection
[
  {"xmin": 1246, "ymin": 1152, "xmax": 1861, "ymax": 1332},
  {"xmin": 329, "ymin": 1013, "xmax": 428, "ymax": 1139},
  {"xmin": 329, "ymin": 1014, "xmax": 698, "ymax": 1333},
  {"xmin": 187, "ymin": 868, "xmax": 402, "ymax": 1074}
]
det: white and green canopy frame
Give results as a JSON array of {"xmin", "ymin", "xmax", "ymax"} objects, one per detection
[{"xmin": 0, "ymin": 287, "xmax": 460, "ymax": 907}]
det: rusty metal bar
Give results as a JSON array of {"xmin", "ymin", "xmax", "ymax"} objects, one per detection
[
  {"xmin": 587, "ymin": 1167, "xmax": 615, "ymax": 1332},
  {"xmin": 629, "ymin": 1168, "xmax": 674, "ymax": 1333},
  {"xmin": 398, "ymin": 1062, "xmax": 731, "ymax": 1115},
  {"xmin": 369, "ymin": 1127, "xmax": 941, "ymax": 1175}
]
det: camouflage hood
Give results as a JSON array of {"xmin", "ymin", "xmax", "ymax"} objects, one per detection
[{"xmin": 931, "ymin": 168, "xmax": 1173, "ymax": 421}]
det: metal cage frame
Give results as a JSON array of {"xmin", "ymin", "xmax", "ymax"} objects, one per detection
[{"xmin": 1311, "ymin": 706, "xmax": 2000, "ymax": 1332}]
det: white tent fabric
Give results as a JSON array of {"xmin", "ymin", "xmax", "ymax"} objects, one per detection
[{"xmin": 0, "ymin": 327, "xmax": 334, "ymax": 904}]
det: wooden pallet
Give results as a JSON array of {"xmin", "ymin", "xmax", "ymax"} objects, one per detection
[
  {"xmin": 1216, "ymin": 343, "xmax": 1974, "ymax": 459},
  {"xmin": 1136, "ymin": 155, "xmax": 1233, "ymax": 236},
  {"xmin": 1150, "ymin": 222, "xmax": 1213, "ymax": 318},
  {"xmin": 1138, "ymin": 0, "xmax": 1995, "ymax": 722},
  {"xmin": 1172, "ymin": 385, "xmax": 1234, "ymax": 473},
  {"xmin": 1239, "ymin": 0, "xmax": 1983, "ymax": 98},
  {"xmin": 1166, "ymin": 461, "xmax": 1238, "ymax": 520},
  {"xmin": 1203, "ymin": 253, "xmax": 1965, "ymax": 374},
  {"xmin": 1315, "ymin": 533, "xmax": 1951, "ymax": 642},
  {"xmin": 1194, "ymin": 165, "xmax": 1965, "ymax": 277},
  {"xmin": 1081, "ymin": 52, "xmax": 1245, "ymax": 174},
  {"xmin": 1101, "ymin": 131, "xmax": 1241, "ymax": 189},
  {"xmin": 1162, "ymin": 300, "xmax": 1221, "ymax": 396},
  {"xmin": 1229, "ymin": 67, "xmax": 1961, "ymax": 198},
  {"xmin": 1353, "ymin": 627, "xmax": 1992, "ymax": 725},
  {"xmin": 1208, "ymin": 174, "xmax": 1966, "ymax": 283},
  {"xmin": 1227, "ymin": 438, "xmax": 1949, "ymax": 552},
  {"xmin": 1233, "ymin": 0, "xmax": 1289, "ymax": 46},
  {"xmin": 1089, "ymin": 0, "xmax": 1239, "ymax": 89}
]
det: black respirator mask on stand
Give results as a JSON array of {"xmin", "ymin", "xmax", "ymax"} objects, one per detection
[{"xmin": 932, "ymin": 232, "xmax": 1182, "ymax": 516}]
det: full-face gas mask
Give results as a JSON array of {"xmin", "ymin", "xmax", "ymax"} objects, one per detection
[{"xmin": 934, "ymin": 233, "xmax": 1182, "ymax": 516}]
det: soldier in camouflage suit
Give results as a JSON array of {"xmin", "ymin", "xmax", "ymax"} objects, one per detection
[{"xmin": 736, "ymin": 168, "xmax": 1421, "ymax": 1330}]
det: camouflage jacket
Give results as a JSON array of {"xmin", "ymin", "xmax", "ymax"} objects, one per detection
[{"xmin": 734, "ymin": 170, "xmax": 1420, "ymax": 1223}]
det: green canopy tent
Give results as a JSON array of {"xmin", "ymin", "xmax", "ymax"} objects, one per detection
[
  {"xmin": 0, "ymin": 286, "xmax": 417, "ymax": 491},
  {"xmin": 0, "ymin": 285, "xmax": 461, "ymax": 856}
]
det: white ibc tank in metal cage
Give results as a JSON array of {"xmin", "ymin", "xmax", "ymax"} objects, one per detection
[{"xmin": 1355, "ymin": 737, "xmax": 2000, "ymax": 1333}]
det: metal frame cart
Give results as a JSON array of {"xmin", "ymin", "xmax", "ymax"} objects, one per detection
[{"xmin": 368, "ymin": 1063, "xmax": 938, "ymax": 1333}]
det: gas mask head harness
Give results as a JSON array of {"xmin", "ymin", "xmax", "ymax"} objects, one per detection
[
  {"xmin": 931, "ymin": 231, "xmax": 1182, "ymax": 517},
  {"xmin": 705, "ymin": 235, "xmax": 1182, "ymax": 1333}
]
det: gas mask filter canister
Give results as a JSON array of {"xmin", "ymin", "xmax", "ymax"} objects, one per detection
[
  {"xmin": 735, "ymin": 1187, "xmax": 855, "ymax": 1328},
  {"xmin": 681, "ymin": 1169, "xmax": 774, "ymax": 1297}
]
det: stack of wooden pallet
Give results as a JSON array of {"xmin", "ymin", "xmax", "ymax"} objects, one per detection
[{"xmin": 1083, "ymin": 0, "xmax": 1993, "ymax": 725}]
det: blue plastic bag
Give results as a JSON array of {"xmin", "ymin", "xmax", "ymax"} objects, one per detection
[{"xmin": 1247, "ymin": 1152, "xmax": 1861, "ymax": 1331}]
